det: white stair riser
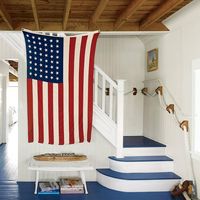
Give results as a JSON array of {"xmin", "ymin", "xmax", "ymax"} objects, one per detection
[
  {"xmin": 97, "ymin": 172, "xmax": 180, "ymax": 192},
  {"xmin": 109, "ymin": 159, "xmax": 174, "ymax": 173},
  {"xmin": 123, "ymin": 147, "xmax": 166, "ymax": 156}
]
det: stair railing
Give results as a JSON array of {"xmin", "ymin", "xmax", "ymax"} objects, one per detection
[
  {"xmin": 141, "ymin": 79, "xmax": 196, "ymax": 195},
  {"xmin": 141, "ymin": 84, "xmax": 189, "ymax": 132},
  {"xmin": 94, "ymin": 65, "xmax": 125, "ymax": 158}
]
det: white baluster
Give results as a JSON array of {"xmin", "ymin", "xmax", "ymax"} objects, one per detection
[
  {"xmin": 116, "ymin": 80, "xmax": 125, "ymax": 158},
  {"xmin": 109, "ymin": 85, "xmax": 113, "ymax": 120},
  {"xmin": 94, "ymin": 70, "xmax": 98, "ymax": 105},
  {"xmin": 102, "ymin": 77, "xmax": 106, "ymax": 112}
]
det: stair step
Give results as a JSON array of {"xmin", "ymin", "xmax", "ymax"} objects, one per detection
[
  {"xmin": 108, "ymin": 156, "xmax": 174, "ymax": 173},
  {"xmin": 123, "ymin": 147, "xmax": 166, "ymax": 156},
  {"xmin": 123, "ymin": 136, "xmax": 166, "ymax": 148},
  {"xmin": 109, "ymin": 156, "xmax": 173, "ymax": 162},
  {"xmin": 96, "ymin": 169, "xmax": 181, "ymax": 192},
  {"xmin": 97, "ymin": 169, "xmax": 180, "ymax": 180}
]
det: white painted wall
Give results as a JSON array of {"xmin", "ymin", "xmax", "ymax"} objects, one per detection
[
  {"xmin": 17, "ymin": 35, "xmax": 145, "ymax": 181},
  {"xmin": 0, "ymin": 61, "xmax": 9, "ymax": 144},
  {"xmin": 142, "ymin": 0, "xmax": 200, "ymax": 197},
  {"xmin": 0, "ymin": 35, "xmax": 22, "ymax": 144},
  {"xmin": 18, "ymin": 45, "xmax": 116, "ymax": 182},
  {"xmin": 95, "ymin": 36, "xmax": 145, "ymax": 135}
]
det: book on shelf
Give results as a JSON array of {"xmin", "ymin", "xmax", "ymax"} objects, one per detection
[
  {"xmin": 38, "ymin": 181, "xmax": 59, "ymax": 194},
  {"xmin": 60, "ymin": 177, "xmax": 84, "ymax": 188},
  {"xmin": 59, "ymin": 177, "xmax": 84, "ymax": 194},
  {"xmin": 38, "ymin": 190, "xmax": 59, "ymax": 195},
  {"xmin": 60, "ymin": 190, "xmax": 84, "ymax": 194}
]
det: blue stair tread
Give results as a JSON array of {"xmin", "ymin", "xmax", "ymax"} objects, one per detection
[
  {"xmin": 109, "ymin": 156, "xmax": 173, "ymax": 162},
  {"xmin": 97, "ymin": 169, "xmax": 181, "ymax": 180},
  {"xmin": 123, "ymin": 136, "xmax": 166, "ymax": 148}
]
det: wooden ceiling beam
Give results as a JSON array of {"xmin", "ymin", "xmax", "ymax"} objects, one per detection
[
  {"xmin": 114, "ymin": 0, "xmax": 146, "ymax": 30},
  {"xmin": 90, "ymin": 0, "xmax": 109, "ymax": 25},
  {"xmin": 0, "ymin": 21, "xmax": 168, "ymax": 31},
  {"xmin": 142, "ymin": 22, "xmax": 169, "ymax": 31},
  {"xmin": 0, "ymin": 21, "xmax": 140, "ymax": 31},
  {"xmin": 63, "ymin": 0, "xmax": 72, "ymax": 31},
  {"xmin": 0, "ymin": 1, "xmax": 13, "ymax": 30},
  {"xmin": 31, "ymin": 0, "xmax": 40, "ymax": 30},
  {"xmin": 140, "ymin": 0, "xmax": 184, "ymax": 30}
]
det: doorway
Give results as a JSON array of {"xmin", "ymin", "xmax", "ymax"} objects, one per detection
[{"xmin": 0, "ymin": 60, "xmax": 18, "ymax": 181}]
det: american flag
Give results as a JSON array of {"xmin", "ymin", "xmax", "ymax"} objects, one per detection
[{"xmin": 23, "ymin": 30, "xmax": 99, "ymax": 145}]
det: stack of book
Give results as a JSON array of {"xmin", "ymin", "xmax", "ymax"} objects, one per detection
[
  {"xmin": 38, "ymin": 181, "xmax": 59, "ymax": 194},
  {"xmin": 59, "ymin": 177, "xmax": 84, "ymax": 194}
]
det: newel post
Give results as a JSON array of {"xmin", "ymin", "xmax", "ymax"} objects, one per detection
[{"xmin": 116, "ymin": 80, "xmax": 125, "ymax": 158}]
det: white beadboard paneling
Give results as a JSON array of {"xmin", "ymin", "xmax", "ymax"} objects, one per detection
[
  {"xmin": 95, "ymin": 36, "xmax": 145, "ymax": 135},
  {"xmin": 0, "ymin": 37, "xmax": 23, "ymax": 60},
  {"xmin": 17, "ymin": 35, "xmax": 145, "ymax": 181},
  {"xmin": 18, "ymin": 54, "xmax": 115, "ymax": 181},
  {"xmin": 18, "ymin": 128, "xmax": 115, "ymax": 181},
  {"xmin": 142, "ymin": 1, "xmax": 200, "ymax": 198}
]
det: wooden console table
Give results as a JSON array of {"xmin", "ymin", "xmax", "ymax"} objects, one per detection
[{"xmin": 28, "ymin": 158, "xmax": 94, "ymax": 194}]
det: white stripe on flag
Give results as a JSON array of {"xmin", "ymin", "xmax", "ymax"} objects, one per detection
[
  {"xmin": 64, "ymin": 36, "xmax": 70, "ymax": 144},
  {"xmin": 83, "ymin": 34, "xmax": 93, "ymax": 140},
  {"xmin": 74, "ymin": 36, "xmax": 81, "ymax": 143},
  {"xmin": 43, "ymin": 81, "xmax": 49, "ymax": 144},
  {"xmin": 32, "ymin": 79, "xmax": 38, "ymax": 142},
  {"xmin": 53, "ymin": 83, "xmax": 59, "ymax": 145}
]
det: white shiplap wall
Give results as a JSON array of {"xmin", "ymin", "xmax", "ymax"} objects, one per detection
[
  {"xmin": 0, "ymin": 37, "xmax": 23, "ymax": 145},
  {"xmin": 17, "ymin": 35, "xmax": 145, "ymax": 181},
  {"xmin": 95, "ymin": 36, "xmax": 145, "ymax": 135},
  {"xmin": 142, "ymin": 1, "xmax": 200, "ymax": 197}
]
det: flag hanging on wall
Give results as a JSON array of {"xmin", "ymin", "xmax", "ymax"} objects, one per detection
[{"xmin": 23, "ymin": 30, "xmax": 99, "ymax": 145}]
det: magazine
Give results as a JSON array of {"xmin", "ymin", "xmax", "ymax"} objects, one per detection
[
  {"xmin": 39, "ymin": 181, "xmax": 59, "ymax": 192},
  {"xmin": 60, "ymin": 177, "xmax": 83, "ymax": 188}
]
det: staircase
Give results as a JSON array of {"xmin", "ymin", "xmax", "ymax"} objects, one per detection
[
  {"xmin": 93, "ymin": 66, "xmax": 181, "ymax": 193},
  {"xmin": 96, "ymin": 136, "xmax": 181, "ymax": 192}
]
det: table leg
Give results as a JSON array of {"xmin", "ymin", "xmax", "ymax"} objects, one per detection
[
  {"xmin": 80, "ymin": 171, "xmax": 88, "ymax": 194},
  {"xmin": 34, "ymin": 170, "xmax": 39, "ymax": 194}
]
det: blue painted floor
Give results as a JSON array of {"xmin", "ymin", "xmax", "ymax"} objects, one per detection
[
  {"xmin": 0, "ymin": 124, "xmax": 18, "ymax": 181},
  {"xmin": 0, "ymin": 127, "xmax": 182, "ymax": 200},
  {"xmin": 123, "ymin": 136, "xmax": 166, "ymax": 148},
  {"xmin": 0, "ymin": 181, "xmax": 182, "ymax": 200}
]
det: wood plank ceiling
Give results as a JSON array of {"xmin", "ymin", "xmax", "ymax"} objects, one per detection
[
  {"xmin": 0, "ymin": 0, "xmax": 192, "ymax": 31},
  {"xmin": 7, "ymin": 60, "xmax": 18, "ymax": 82}
]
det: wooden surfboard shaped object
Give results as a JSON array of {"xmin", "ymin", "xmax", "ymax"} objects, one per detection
[{"xmin": 33, "ymin": 153, "xmax": 87, "ymax": 161}]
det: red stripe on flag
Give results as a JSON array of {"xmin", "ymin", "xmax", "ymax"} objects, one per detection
[
  {"xmin": 37, "ymin": 80, "xmax": 44, "ymax": 143},
  {"xmin": 78, "ymin": 35, "xmax": 88, "ymax": 143},
  {"xmin": 68, "ymin": 37, "xmax": 76, "ymax": 144},
  {"xmin": 58, "ymin": 83, "xmax": 64, "ymax": 145},
  {"xmin": 48, "ymin": 83, "xmax": 54, "ymax": 144},
  {"xmin": 27, "ymin": 78, "xmax": 34, "ymax": 142},
  {"xmin": 87, "ymin": 32, "xmax": 100, "ymax": 142}
]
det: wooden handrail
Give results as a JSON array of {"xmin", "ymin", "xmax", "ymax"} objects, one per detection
[
  {"xmin": 143, "ymin": 80, "xmax": 194, "ymax": 190},
  {"xmin": 180, "ymin": 120, "xmax": 189, "ymax": 132},
  {"xmin": 166, "ymin": 104, "xmax": 175, "ymax": 114},
  {"xmin": 142, "ymin": 85, "xmax": 189, "ymax": 133},
  {"xmin": 141, "ymin": 87, "xmax": 148, "ymax": 95},
  {"xmin": 155, "ymin": 86, "xmax": 163, "ymax": 95}
]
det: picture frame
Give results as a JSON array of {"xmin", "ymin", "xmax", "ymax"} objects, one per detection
[{"xmin": 147, "ymin": 48, "xmax": 158, "ymax": 72}]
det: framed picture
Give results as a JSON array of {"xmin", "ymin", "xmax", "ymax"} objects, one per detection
[{"xmin": 147, "ymin": 48, "xmax": 158, "ymax": 72}]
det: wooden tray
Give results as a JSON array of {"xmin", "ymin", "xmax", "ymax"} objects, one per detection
[{"xmin": 33, "ymin": 153, "xmax": 87, "ymax": 161}]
